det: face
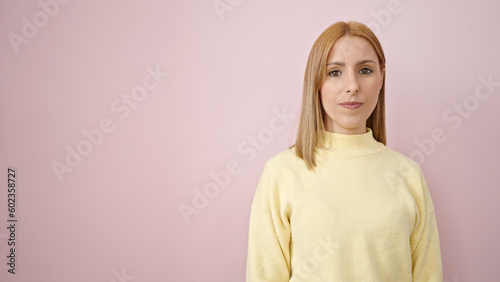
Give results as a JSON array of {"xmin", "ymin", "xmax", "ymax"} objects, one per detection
[{"xmin": 320, "ymin": 35, "xmax": 385, "ymax": 135}]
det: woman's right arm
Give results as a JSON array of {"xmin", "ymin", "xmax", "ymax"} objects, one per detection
[{"xmin": 246, "ymin": 162, "xmax": 291, "ymax": 282}]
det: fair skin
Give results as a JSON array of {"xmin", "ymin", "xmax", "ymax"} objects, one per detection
[{"xmin": 320, "ymin": 35, "xmax": 385, "ymax": 135}]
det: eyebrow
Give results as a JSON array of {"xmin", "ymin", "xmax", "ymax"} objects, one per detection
[{"xmin": 327, "ymin": 59, "xmax": 377, "ymax": 66}]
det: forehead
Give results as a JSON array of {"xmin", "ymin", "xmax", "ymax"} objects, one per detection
[{"xmin": 327, "ymin": 35, "xmax": 378, "ymax": 61}]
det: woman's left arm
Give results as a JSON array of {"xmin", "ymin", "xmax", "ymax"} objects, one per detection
[{"xmin": 409, "ymin": 166, "xmax": 444, "ymax": 281}]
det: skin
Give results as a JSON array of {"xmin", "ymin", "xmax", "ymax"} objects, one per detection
[{"xmin": 320, "ymin": 35, "xmax": 385, "ymax": 135}]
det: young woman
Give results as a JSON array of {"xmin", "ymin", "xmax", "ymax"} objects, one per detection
[{"xmin": 246, "ymin": 21, "xmax": 443, "ymax": 281}]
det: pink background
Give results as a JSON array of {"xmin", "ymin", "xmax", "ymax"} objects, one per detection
[{"xmin": 1, "ymin": 0, "xmax": 499, "ymax": 281}]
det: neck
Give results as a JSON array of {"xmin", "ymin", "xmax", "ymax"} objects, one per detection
[
  {"xmin": 318, "ymin": 128, "xmax": 385, "ymax": 156},
  {"xmin": 323, "ymin": 121, "xmax": 367, "ymax": 135}
]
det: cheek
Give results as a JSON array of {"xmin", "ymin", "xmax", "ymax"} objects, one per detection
[
  {"xmin": 320, "ymin": 82, "xmax": 340, "ymax": 104},
  {"xmin": 366, "ymin": 87, "xmax": 380, "ymax": 99},
  {"xmin": 363, "ymin": 79, "xmax": 382, "ymax": 101}
]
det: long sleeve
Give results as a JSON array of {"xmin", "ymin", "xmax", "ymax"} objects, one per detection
[
  {"xmin": 245, "ymin": 130, "xmax": 444, "ymax": 281},
  {"xmin": 409, "ymin": 167, "xmax": 443, "ymax": 281},
  {"xmin": 246, "ymin": 162, "xmax": 291, "ymax": 282}
]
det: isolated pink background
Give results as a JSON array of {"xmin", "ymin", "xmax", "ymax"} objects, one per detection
[{"xmin": 1, "ymin": 0, "xmax": 499, "ymax": 281}]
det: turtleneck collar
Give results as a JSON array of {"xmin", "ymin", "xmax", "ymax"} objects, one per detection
[{"xmin": 318, "ymin": 128, "xmax": 385, "ymax": 156}]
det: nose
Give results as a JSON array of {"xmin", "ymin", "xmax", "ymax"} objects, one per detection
[{"xmin": 345, "ymin": 72, "xmax": 359, "ymax": 94}]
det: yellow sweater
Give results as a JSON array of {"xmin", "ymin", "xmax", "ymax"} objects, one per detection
[{"xmin": 246, "ymin": 128, "xmax": 443, "ymax": 281}]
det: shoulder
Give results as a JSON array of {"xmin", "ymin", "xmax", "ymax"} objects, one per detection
[
  {"xmin": 379, "ymin": 146, "xmax": 423, "ymax": 177},
  {"xmin": 266, "ymin": 146, "xmax": 299, "ymax": 165},
  {"xmin": 260, "ymin": 146, "xmax": 309, "ymax": 178},
  {"xmin": 380, "ymin": 147, "xmax": 434, "ymax": 210},
  {"xmin": 251, "ymin": 148, "xmax": 302, "ymax": 207},
  {"xmin": 265, "ymin": 146, "xmax": 305, "ymax": 168}
]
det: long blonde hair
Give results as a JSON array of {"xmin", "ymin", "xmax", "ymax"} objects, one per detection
[{"xmin": 292, "ymin": 21, "xmax": 387, "ymax": 170}]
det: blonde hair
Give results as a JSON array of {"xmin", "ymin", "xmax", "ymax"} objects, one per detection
[{"xmin": 292, "ymin": 21, "xmax": 387, "ymax": 170}]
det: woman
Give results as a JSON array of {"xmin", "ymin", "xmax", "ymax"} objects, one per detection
[{"xmin": 246, "ymin": 21, "xmax": 443, "ymax": 281}]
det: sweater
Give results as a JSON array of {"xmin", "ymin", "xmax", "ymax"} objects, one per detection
[{"xmin": 246, "ymin": 128, "xmax": 443, "ymax": 281}]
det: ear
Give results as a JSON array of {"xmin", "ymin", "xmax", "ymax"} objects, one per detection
[{"xmin": 379, "ymin": 67, "xmax": 385, "ymax": 90}]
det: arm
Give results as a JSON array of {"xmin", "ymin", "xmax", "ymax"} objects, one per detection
[
  {"xmin": 246, "ymin": 162, "xmax": 291, "ymax": 282},
  {"xmin": 410, "ymin": 167, "xmax": 443, "ymax": 281}
]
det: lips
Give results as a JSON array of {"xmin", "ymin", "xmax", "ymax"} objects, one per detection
[{"xmin": 339, "ymin": 101, "xmax": 363, "ymax": 109}]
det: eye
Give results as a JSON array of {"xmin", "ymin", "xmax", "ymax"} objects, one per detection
[
  {"xmin": 359, "ymin": 68, "xmax": 372, "ymax": 75},
  {"xmin": 328, "ymin": 70, "xmax": 341, "ymax": 77}
]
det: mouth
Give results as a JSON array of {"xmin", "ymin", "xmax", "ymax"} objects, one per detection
[{"xmin": 339, "ymin": 102, "xmax": 363, "ymax": 110}]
